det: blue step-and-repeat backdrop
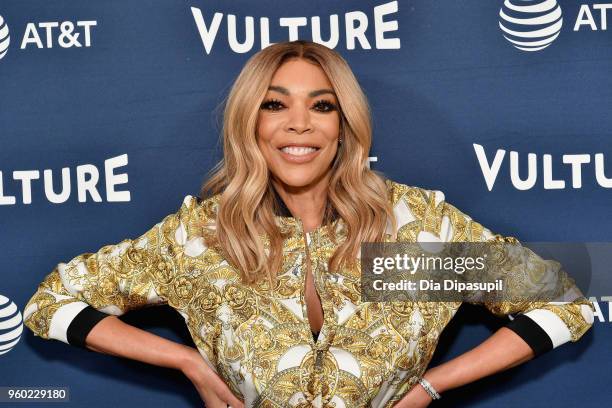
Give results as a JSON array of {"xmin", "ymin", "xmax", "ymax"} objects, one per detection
[{"xmin": 1, "ymin": 1, "xmax": 611, "ymax": 407}]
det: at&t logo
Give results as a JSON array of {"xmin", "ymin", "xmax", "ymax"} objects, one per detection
[
  {"xmin": 0, "ymin": 14, "xmax": 96, "ymax": 62},
  {"xmin": 0, "ymin": 294, "xmax": 23, "ymax": 356},
  {"xmin": 0, "ymin": 15, "xmax": 9, "ymax": 60},
  {"xmin": 499, "ymin": 0, "xmax": 563, "ymax": 51}
]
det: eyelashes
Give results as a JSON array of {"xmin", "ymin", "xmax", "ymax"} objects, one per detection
[
  {"xmin": 259, "ymin": 98, "xmax": 338, "ymax": 113},
  {"xmin": 259, "ymin": 98, "xmax": 284, "ymax": 111}
]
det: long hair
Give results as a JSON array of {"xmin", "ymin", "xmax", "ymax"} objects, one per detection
[{"xmin": 199, "ymin": 40, "xmax": 397, "ymax": 285}]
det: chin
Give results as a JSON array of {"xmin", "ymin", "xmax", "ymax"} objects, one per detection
[
  {"xmin": 277, "ymin": 175, "xmax": 317, "ymax": 188},
  {"xmin": 274, "ymin": 169, "xmax": 323, "ymax": 188}
]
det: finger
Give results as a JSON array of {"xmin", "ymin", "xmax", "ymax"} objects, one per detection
[
  {"xmin": 204, "ymin": 369, "xmax": 244, "ymax": 408},
  {"xmin": 201, "ymin": 390, "xmax": 228, "ymax": 408},
  {"xmin": 204, "ymin": 397, "xmax": 229, "ymax": 408},
  {"xmin": 215, "ymin": 384, "xmax": 244, "ymax": 408},
  {"xmin": 221, "ymin": 392, "xmax": 244, "ymax": 408}
]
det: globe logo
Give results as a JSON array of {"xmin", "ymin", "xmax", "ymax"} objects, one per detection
[
  {"xmin": 499, "ymin": 0, "xmax": 563, "ymax": 52},
  {"xmin": 0, "ymin": 294, "xmax": 23, "ymax": 356},
  {"xmin": 0, "ymin": 15, "xmax": 9, "ymax": 60}
]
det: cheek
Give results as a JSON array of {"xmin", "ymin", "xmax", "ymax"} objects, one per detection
[
  {"xmin": 319, "ymin": 115, "xmax": 341, "ymax": 141},
  {"xmin": 256, "ymin": 120, "xmax": 270, "ymax": 143},
  {"xmin": 256, "ymin": 120, "xmax": 275, "ymax": 158},
  {"xmin": 256, "ymin": 113, "xmax": 279, "ymax": 143},
  {"xmin": 256, "ymin": 121, "xmax": 279, "ymax": 169}
]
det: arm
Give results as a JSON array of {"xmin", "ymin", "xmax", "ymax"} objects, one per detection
[
  {"xmin": 23, "ymin": 195, "xmax": 196, "ymax": 349},
  {"xmin": 22, "ymin": 195, "xmax": 242, "ymax": 406},
  {"xmin": 396, "ymin": 326, "xmax": 535, "ymax": 407},
  {"xmin": 81, "ymin": 314, "xmax": 194, "ymax": 366},
  {"xmin": 395, "ymin": 187, "xmax": 594, "ymax": 408},
  {"xmin": 395, "ymin": 188, "xmax": 594, "ymax": 406},
  {"xmin": 83, "ymin": 315, "xmax": 243, "ymax": 407},
  {"xmin": 421, "ymin": 326, "xmax": 534, "ymax": 394}
]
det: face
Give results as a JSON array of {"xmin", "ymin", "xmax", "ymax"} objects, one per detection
[{"xmin": 256, "ymin": 58, "xmax": 341, "ymax": 190}]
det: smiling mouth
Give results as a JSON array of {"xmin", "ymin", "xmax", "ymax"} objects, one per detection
[{"xmin": 278, "ymin": 145, "xmax": 320, "ymax": 156}]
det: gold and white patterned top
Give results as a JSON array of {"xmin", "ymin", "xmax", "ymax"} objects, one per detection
[{"xmin": 23, "ymin": 178, "xmax": 594, "ymax": 407}]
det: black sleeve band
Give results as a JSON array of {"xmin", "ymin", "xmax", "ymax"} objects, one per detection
[
  {"xmin": 66, "ymin": 306, "xmax": 112, "ymax": 350},
  {"xmin": 505, "ymin": 314, "xmax": 554, "ymax": 357}
]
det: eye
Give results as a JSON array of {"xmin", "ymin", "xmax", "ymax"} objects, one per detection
[
  {"xmin": 313, "ymin": 99, "xmax": 338, "ymax": 113},
  {"xmin": 260, "ymin": 98, "xmax": 285, "ymax": 111}
]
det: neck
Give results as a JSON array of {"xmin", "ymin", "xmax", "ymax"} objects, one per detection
[{"xmin": 271, "ymin": 173, "xmax": 330, "ymax": 233}]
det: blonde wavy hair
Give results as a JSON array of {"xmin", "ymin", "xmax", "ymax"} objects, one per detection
[{"xmin": 199, "ymin": 40, "xmax": 398, "ymax": 285}]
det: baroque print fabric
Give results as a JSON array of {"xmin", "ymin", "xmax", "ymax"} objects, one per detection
[{"xmin": 24, "ymin": 179, "xmax": 594, "ymax": 407}]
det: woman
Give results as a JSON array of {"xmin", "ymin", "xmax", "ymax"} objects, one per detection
[{"xmin": 23, "ymin": 40, "xmax": 594, "ymax": 408}]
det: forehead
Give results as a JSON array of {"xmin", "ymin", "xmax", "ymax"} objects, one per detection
[{"xmin": 269, "ymin": 58, "xmax": 333, "ymax": 91}]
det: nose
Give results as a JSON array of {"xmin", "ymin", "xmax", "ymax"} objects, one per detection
[{"xmin": 285, "ymin": 102, "xmax": 313, "ymax": 134}]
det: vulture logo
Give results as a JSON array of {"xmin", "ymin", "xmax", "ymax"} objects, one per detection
[
  {"xmin": 499, "ymin": 0, "xmax": 563, "ymax": 52},
  {"xmin": 0, "ymin": 294, "xmax": 23, "ymax": 356},
  {"xmin": 0, "ymin": 15, "xmax": 9, "ymax": 60}
]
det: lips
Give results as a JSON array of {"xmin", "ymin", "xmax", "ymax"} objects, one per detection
[
  {"xmin": 277, "ymin": 143, "xmax": 321, "ymax": 163},
  {"xmin": 279, "ymin": 146, "xmax": 319, "ymax": 156},
  {"xmin": 278, "ymin": 142, "xmax": 320, "ymax": 149}
]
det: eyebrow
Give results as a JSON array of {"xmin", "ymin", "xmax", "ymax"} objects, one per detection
[{"xmin": 268, "ymin": 85, "xmax": 336, "ymax": 98}]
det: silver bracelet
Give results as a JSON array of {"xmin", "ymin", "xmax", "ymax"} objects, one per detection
[{"xmin": 418, "ymin": 377, "xmax": 441, "ymax": 400}]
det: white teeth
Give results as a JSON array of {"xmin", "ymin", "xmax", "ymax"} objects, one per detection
[{"xmin": 280, "ymin": 146, "xmax": 318, "ymax": 156}]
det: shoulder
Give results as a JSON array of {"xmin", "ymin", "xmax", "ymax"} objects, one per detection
[
  {"xmin": 174, "ymin": 193, "xmax": 221, "ymax": 227},
  {"xmin": 163, "ymin": 193, "xmax": 221, "ymax": 252},
  {"xmin": 383, "ymin": 177, "xmax": 447, "ymax": 209},
  {"xmin": 382, "ymin": 178, "xmax": 493, "ymax": 242}
]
